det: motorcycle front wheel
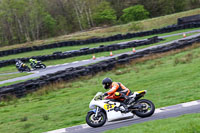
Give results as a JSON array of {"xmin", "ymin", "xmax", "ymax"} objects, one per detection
[
  {"xmin": 133, "ymin": 99, "xmax": 155, "ymax": 118},
  {"xmin": 86, "ymin": 111, "xmax": 106, "ymax": 127},
  {"xmin": 41, "ymin": 64, "xmax": 46, "ymax": 69}
]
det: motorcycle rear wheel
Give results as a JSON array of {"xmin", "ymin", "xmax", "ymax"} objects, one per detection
[
  {"xmin": 25, "ymin": 67, "xmax": 31, "ymax": 72},
  {"xmin": 133, "ymin": 99, "xmax": 155, "ymax": 118},
  {"xmin": 18, "ymin": 70, "xmax": 23, "ymax": 73},
  {"xmin": 86, "ymin": 111, "xmax": 106, "ymax": 127}
]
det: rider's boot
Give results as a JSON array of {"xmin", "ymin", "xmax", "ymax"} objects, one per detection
[
  {"xmin": 124, "ymin": 95, "xmax": 135, "ymax": 105},
  {"xmin": 127, "ymin": 97, "xmax": 135, "ymax": 105},
  {"xmin": 119, "ymin": 93, "xmax": 135, "ymax": 113},
  {"xmin": 120, "ymin": 103, "xmax": 129, "ymax": 113}
]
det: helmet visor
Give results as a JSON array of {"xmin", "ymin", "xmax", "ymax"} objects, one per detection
[{"xmin": 103, "ymin": 84, "xmax": 110, "ymax": 89}]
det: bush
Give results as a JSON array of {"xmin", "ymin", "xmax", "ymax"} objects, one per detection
[
  {"xmin": 42, "ymin": 114, "xmax": 49, "ymax": 120},
  {"xmin": 120, "ymin": 5, "xmax": 149, "ymax": 23},
  {"xmin": 20, "ymin": 116, "xmax": 28, "ymax": 122},
  {"xmin": 173, "ymin": 53, "xmax": 193, "ymax": 66},
  {"xmin": 43, "ymin": 14, "xmax": 57, "ymax": 36},
  {"xmin": 23, "ymin": 123, "xmax": 32, "ymax": 129},
  {"xmin": 92, "ymin": 1, "xmax": 117, "ymax": 25}
]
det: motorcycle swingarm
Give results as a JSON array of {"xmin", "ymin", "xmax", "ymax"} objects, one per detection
[{"xmin": 130, "ymin": 104, "xmax": 143, "ymax": 109}]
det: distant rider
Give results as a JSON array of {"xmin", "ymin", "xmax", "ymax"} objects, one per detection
[
  {"xmin": 15, "ymin": 59, "xmax": 24, "ymax": 70},
  {"xmin": 102, "ymin": 78, "xmax": 135, "ymax": 112},
  {"xmin": 29, "ymin": 58, "xmax": 38, "ymax": 68}
]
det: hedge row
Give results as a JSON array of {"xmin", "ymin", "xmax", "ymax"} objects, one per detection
[
  {"xmin": 0, "ymin": 35, "xmax": 200, "ymax": 99},
  {"xmin": 0, "ymin": 36, "xmax": 163, "ymax": 68},
  {"xmin": 178, "ymin": 14, "xmax": 200, "ymax": 25},
  {"xmin": 0, "ymin": 22, "xmax": 200, "ymax": 57}
]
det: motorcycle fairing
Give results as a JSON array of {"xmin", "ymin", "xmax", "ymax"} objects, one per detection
[{"xmin": 89, "ymin": 98, "xmax": 133, "ymax": 121}]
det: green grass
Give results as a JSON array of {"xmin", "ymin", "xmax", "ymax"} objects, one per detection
[
  {"xmin": 0, "ymin": 32, "xmax": 197, "ymax": 82},
  {"xmin": 0, "ymin": 65, "xmax": 18, "ymax": 74},
  {"xmin": 1, "ymin": 8, "xmax": 200, "ymax": 51},
  {"xmin": 0, "ymin": 27, "xmax": 199, "ymax": 62},
  {"xmin": 43, "ymin": 34, "xmax": 183, "ymax": 66},
  {"xmin": 0, "ymin": 42, "xmax": 200, "ymax": 133},
  {"xmin": 0, "ymin": 32, "xmax": 197, "ymax": 75},
  {"xmin": 0, "ymin": 73, "xmax": 30, "ymax": 81},
  {"xmin": 104, "ymin": 113, "xmax": 200, "ymax": 133},
  {"xmin": 0, "ymin": 78, "xmax": 37, "ymax": 88}
]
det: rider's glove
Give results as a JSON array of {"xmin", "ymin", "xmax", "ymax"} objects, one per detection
[
  {"xmin": 99, "ymin": 93, "xmax": 106, "ymax": 100},
  {"xmin": 102, "ymin": 93, "xmax": 108, "ymax": 97}
]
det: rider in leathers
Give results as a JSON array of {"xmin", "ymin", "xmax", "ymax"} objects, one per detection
[
  {"xmin": 15, "ymin": 60, "xmax": 24, "ymax": 70},
  {"xmin": 102, "ymin": 78, "xmax": 134, "ymax": 112},
  {"xmin": 29, "ymin": 58, "xmax": 38, "ymax": 68}
]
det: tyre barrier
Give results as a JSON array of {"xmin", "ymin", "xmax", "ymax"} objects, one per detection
[
  {"xmin": 178, "ymin": 14, "xmax": 200, "ymax": 25},
  {"xmin": 0, "ymin": 36, "xmax": 163, "ymax": 68},
  {"xmin": 0, "ymin": 35, "xmax": 200, "ymax": 99},
  {"xmin": 0, "ymin": 22, "xmax": 200, "ymax": 57}
]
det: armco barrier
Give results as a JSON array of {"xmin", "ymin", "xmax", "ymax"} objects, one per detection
[
  {"xmin": 0, "ymin": 22, "xmax": 200, "ymax": 57},
  {"xmin": 178, "ymin": 14, "xmax": 200, "ymax": 25},
  {"xmin": 0, "ymin": 35, "xmax": 200, "ymax": 99},
  {"xmin": 0, "ymin": 36, "xmax": 163, "ymax": 68}
]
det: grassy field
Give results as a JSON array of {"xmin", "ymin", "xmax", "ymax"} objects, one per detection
[
  {"xmin": 0, "ymin": 73, "xmax": 30, "ymax": 81},
  {"xmin": 0, "ymin": 42, "xmax": 200, "ymax": 133},
  {"xmin": 0, "ymin": 27, "xmax": 199, "ymax": 61},
  {"xmin": 42, "ymin": 32, "xmax": 198, "ymax": 66},
  {"xmin": 0, "ymin": 32, "xmax": 198, "ymax": 85},
  {"xmin": 104, "ymin": 113, "xmax": 200, "ymax": 133},
  {"xmin": 0, "ymin": 32, "xmax": 198, "ymax": 74},
  {"xmin": 0, "ymin": 8, "xmax": 200, "ymax": 51},
  {"xmin": 0, "ymin": 78, "xmax": 37, "ymax": 88}
]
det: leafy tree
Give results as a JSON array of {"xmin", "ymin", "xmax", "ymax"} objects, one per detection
[
  {"xmin": 92, "ymin": 1, "xmax": 117, "ymax": 25},
  {"xmin": 189, "ymin": 0, "xmax": 200, "ymax": 8},
  {"xmin": 120, "ymin": 5, "xmax": 149, "ymax": 23},
  {"xmin": 173, "ymin": 0, "xmax": 187, "ymax": 12},
  {"xmin": 43, "ymin": 14, "xmax": 56, "ymax": 36},
  {"xmin": 0, "ymin": 0, "xmax": 199, "ymax": 46},
  {"xmin": 138, "ymin": 0, "xmax": 187, "ymax": 17}
]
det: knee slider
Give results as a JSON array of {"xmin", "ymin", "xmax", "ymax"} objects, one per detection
[{"xmin": 115, "ymin": 92, "xmax": 120, "ymax": 96}]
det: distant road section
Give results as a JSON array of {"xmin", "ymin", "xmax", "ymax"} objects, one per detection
[{"xmin": 0, "ymin": 30, "xmax": 200, "ymax": 85}]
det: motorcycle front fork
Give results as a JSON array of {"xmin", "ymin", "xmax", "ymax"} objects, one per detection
[{"xmin": 95, "ymin": 106, "xmax": 99, "ymax": 117}]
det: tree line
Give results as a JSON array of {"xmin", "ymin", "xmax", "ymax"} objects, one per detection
[{"xmin": 0, "ymin": 0, "xmax": 199, "ymax": 46}]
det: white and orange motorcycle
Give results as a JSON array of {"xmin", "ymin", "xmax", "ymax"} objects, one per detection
[{"xmin": 86, "ymin": 90, "xmax": 155, "ymax": 127}]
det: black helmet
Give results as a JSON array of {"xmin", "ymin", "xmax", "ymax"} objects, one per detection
[{"xmin": 102, "ymin": 78, "xmax": 112, "ymax": 89}]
